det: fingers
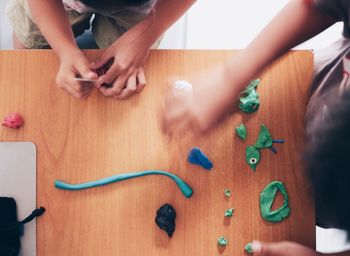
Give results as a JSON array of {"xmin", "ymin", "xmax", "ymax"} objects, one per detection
[
  {"xmin": 252, "ymin": 241, "xmax": 318, "ymax": 256},
  {"xmin": 56, "ymin": 70, "xmax": 93, "ymax": 100},
  {"xmin": 136, "ymin": 68, "xmax": 146, "ymax": 93},
  {"xmin": 100, "ymin": 71, "xmax": 129, "ymax": 97},
  {"xmin": 100, "ymin": 67, "xmax": 146, "ymax": 99},
  {"xmin": 75, "ymin": 60, "xmax": 97, "ymax": 81},
  {"xmin": 114, "ymin": 72, "xmax": 137, "ymax": 99}
]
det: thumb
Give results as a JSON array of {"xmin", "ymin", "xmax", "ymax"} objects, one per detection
[
  {"xmin": 252, "ymin": 241, "xmax": 284, "ymax": 256},
  {"xmin": 75, "ymin": 62, "xmax": 97, "ymax": 80}
]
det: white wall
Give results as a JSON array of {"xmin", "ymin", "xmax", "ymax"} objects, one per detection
[
  {"xmin": 0, "ymin": 0, "xmax": 12, "ymax": 49},
  {"xmin": 185, "ymin": 0, "xmax": 342, "ymax": 50}
]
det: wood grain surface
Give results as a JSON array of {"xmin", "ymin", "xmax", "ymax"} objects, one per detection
[{"xmin": 0, "ymin": 50, "xmax": 315, "ymax": 255}]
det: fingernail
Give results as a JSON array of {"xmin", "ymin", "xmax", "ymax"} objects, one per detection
[
  {"xmin": 89, "ymin": 71, "xmax": 98, "ymax": 78},
  {"xmin": 251, "ymin": 241, "xmax": 262, "ymax": 253}
]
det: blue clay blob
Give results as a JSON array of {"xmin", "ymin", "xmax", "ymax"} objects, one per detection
[{"xmin": 188, "ymin": 147, "xmax": 213, "ymax": 170}]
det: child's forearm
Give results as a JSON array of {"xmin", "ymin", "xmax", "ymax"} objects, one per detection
[
  {"xmin": 125, "ymin": 0, "xmax": 196, "ymax": 47},
  {"xmin": 220, "ymin": 0, "xmax": 336, "ymax": 106},
  {"xmin": 28, "ymin": 0, "xmax": 77, "ymax": 58}
]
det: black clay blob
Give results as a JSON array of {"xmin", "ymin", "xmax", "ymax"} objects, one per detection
[{"xmin": 155, "ymin": 204, "xmax": 176, "ymax": 237}]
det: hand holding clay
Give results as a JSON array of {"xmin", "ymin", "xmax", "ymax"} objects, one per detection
[{"xmin": 56, "ymin": 49, "xmax": 97, "ymax": 100}]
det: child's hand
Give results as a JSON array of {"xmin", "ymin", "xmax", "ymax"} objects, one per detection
[
  {"xmin": 91, "ymin": 34, "xmax": 150, "ymax": 99},
  {"xmin": 162, "ymin": 67, "xmax": 240, "ymax": 135},
  {"xmin": 56, "ymin": 49, "xmax": 97, "ymax": 100},
  {"xmin": 250, "ymin": 241, "xmax": 319, "ymax": 256}
]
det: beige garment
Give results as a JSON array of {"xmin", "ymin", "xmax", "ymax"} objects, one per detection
[{"xmin": 5, "ymin": 0, "xmax": 154, "ymax": 49}]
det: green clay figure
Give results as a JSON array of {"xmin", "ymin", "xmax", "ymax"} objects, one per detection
[
  {"xmin": 217, "ymin": 236, "xmax": 228, "ymax": 247},
  {"xmin": 255, "ymin": 124, "xmax": 273, "ymax": 149},
  {"xmin": 260, "ymin": 180, "xmax": 291, "ymax": 223},
  {"xmin": 239, "ymin": 79, "xmax": 260, "ymax": 114},
  {"xmin": 245, "ymin": 242, "xmax": 253, "ymax": 254},
  {"xmin": 224, "ymin": 208, "xmax": 234, "ymax": 217},
  {"xmin": 255, "ymin": 124, "xmax": 285, "ymax": 153},
  {"xmin": 235, "ymin": 123, "xmax": 247, "ymax": 141},
  {"xmin": 224, "ymin": 188, "xmax": 231, "ymax": 197},
  {"xmin": 246, "ymin": 146, "xmax": 261, "ymax": 171}
]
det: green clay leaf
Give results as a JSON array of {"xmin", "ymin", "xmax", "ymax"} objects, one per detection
[
  {"xmin": 235, "ymin": 123, "xmax": 247, "ymax": 141},
  {"xmin": 224, "ymin": 188, "xmax": 231, "ymax": 197},
  {"xmin": 217, "ymin": 236, "xmax": 228, "ymax": 247},
  {"xmin": 246, "ymin": 146, "xmax": 261, "ymax": 171},
  {"xmin": 245, "ymin": 242, "xmax": 253, "ymax": 254},
  {"xmin": 224, "ymin": 208, "xmax": 234, "ymax": 217},
  {"xmin": 239, "ymin": 79, "xmax": 260, "ymax": 114},
  {"xmin": 260, "ymin": 180, "xmax": 291, "ymax": 223},
  {"xmin": 255, "ymin": 124, "xmax": 273, "ymax": 149}
]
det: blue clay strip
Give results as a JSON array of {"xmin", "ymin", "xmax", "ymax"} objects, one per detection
[
  {"xmin": 269, "ymin": 146, "xmax": 278, "ymax": 154},
  {"xmin": 188, "ymin": 147, "xmax": 213, "ymax": 170},
  {"xmin": 272, "ymin": 139, "xmax": 285, "ymax": 143},
  {"xmin": 55, "ymin": 170, "xmax": 193, "ymax": 198}
]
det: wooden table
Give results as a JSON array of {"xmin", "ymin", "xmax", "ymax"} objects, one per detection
[{"xmin": 0, "ymin": 50, "xmax": 315, "ymax": 255}]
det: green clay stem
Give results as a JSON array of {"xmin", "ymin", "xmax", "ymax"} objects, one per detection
[
  {"xmin": 260, "ymin": 180, "xmax": 290, "ymax": 222},
  {"xmin": 55, "ymin": 170, "xmax": 193, "ymax": 198}
]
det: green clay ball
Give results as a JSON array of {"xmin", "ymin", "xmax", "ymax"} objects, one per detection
[
  {"xmin": 224, "ymin": 208, "xmax": 234, "ymax": 217},
  {"xmin": 217, "ymin": 236, "xmax": 228, "ymax": 247},
  {"xmin": 245, "ymin": 242, "xmax": 253, "ymax": 254},
  {"xmin": 239, "ymin": 79, "xmax": 261, "ymax": 114},
  {"xmin": 224, "ymin": 188, "xmax": 231, "ymax": 197}
]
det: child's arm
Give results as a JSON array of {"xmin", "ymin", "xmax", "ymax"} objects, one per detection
[
  {"xmin": 162, "ymin": 0, "xmax": 337, "ymax": 134},
  {"xmin": 28, "ymin": 0, "xmax": 97, "ymax": 99},
  {"xmin": 250, "ymin": 241, "xmax": 350, "ymax": 256},
  {"xmin": 92, "ymin": 0, "xmax": 196, "ymax": 99}
]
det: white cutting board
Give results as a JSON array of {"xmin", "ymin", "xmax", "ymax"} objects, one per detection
[{"xmin": 0, "ymin": 142, "xmax": 37, "ymax": 256}]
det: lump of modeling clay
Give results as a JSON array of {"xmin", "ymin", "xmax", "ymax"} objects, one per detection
[
  {"xmin": 2, "ymin": 113, "xmax": 24, "ymax": 129},
  {"xmin": 224, "ymin": 208, "xmax": 234, "ymax": 217},
  {"xmin": 188, "ymin": 147, "xmax": 213, "ymax": 170},
  {"xmin": 239, "ymin": 79, "xmax": 260, "ymax": 114},
  {"xmin": 245, "ymin": 242, "xmax": 253, "ymax": 254},
  {"xmin": 235, "ymin": 123, "xmax": 247, "ymax": 141},
  {"xmin": 246, "ymin": 146, "xmax": 261, "ymax": 171},
  {"xmin": 224, "ymin": 188, "xmax": 231, "ymax": 197},
  {"xmin": 260, "ymin": 181, "xmax": 290, "ymax": 223},
  {"xmin": 255, "ymin": 124, "xmax": 273, "ymax": 149},
  {"xmin": 155, "ymin": 204, "xmax": 176, "ymax": 237},
  {"xmin": 217, "ymin": 236, "xmax": 228, "ymax": 247}
]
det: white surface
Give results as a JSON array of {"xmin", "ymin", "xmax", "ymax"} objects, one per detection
[
  {"xmin": 0, "ymin": 142, "xmax": 37, "ymax": 256},
  {"xmin": 317, "ymin": 227, "xmax": 350, "ymax": 253}
]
